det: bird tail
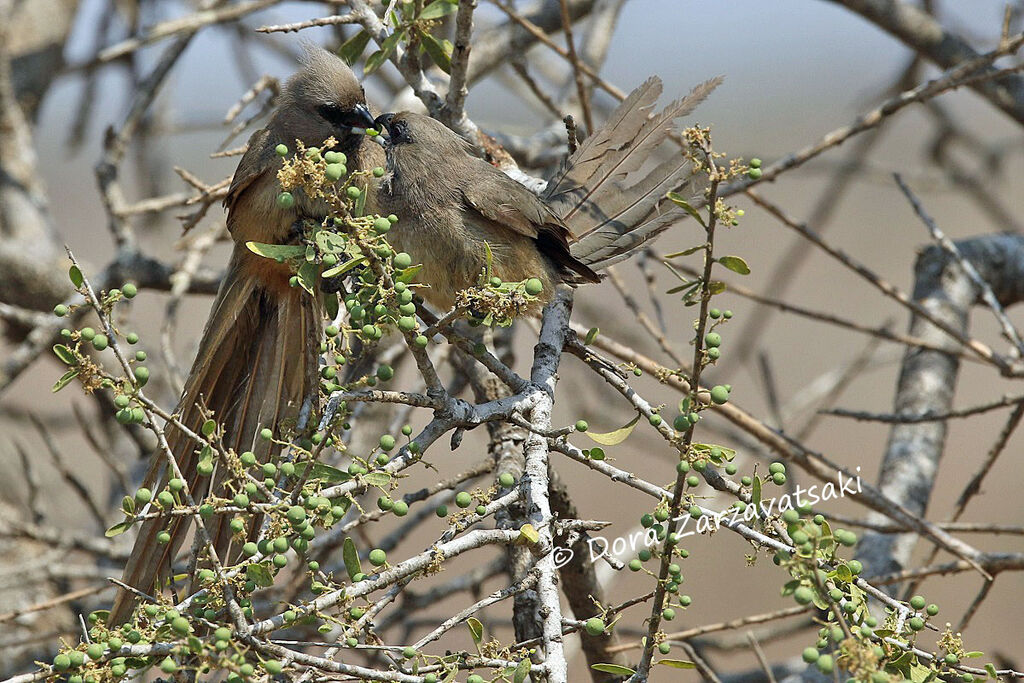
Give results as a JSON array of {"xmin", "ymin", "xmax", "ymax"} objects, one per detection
[
  {"xmin": 546, "ymin": 75, "xmax": 723, "ymax": 270},
  {"xmin": 108, "ymin": 248, "xmax": 321, "ymax": 625}
]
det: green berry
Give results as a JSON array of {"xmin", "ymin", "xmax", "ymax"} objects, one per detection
[
  {"xmin": 275, "ymin": 144, "xmax": 289, "ymax": 156},
  {"xmin": 435, "ymin": 505, "xmax": 448, "ymax": 517},
  {"xmin": 402, "ymin": 646, "xmax": 417, "ymax": 659},
  {"xmin": 815, "ymin": 655, "xmax": 833, "ymax": 674},
  {"xmin": 277, "ymin": 192, "xmax": 295, "ymax": 209},
  {"xmin": 53, "ymin": 304, "xmax": 69, "ymax": 317},
  {"xmin": 772, "ymin": 472, "xmax": 787, "ymax": 485},
  {"xmin": 802, "ymin": 647, "xmax": 819, "ymax": 663},
  {"xmin": 584, "ymin": 617, "xmax": 605, "ymax": 636},
  {"xmin": 80, "ymin": 327, "xmax": 95, "ymax": 341},
  {"xmin": 793, "ymin": 586, "xmax": 814, "ymax": 605},
  {"xmin": 325, "ymin": 163, "xmax": 346, "ymax": 181},
  {"xmin": 379, "ymin": 434, "xmax": 396, "ymax": 450},
  {"xmin": 910, "ymin": 595, "xmax": 926, "ymax": 610},
  {"xmin": 747, "ymin": 167, "xmax": 763, "ymax": 180},
  {"xmin": 133, "ymin": 366, "xmax": 149, "ymax": 386},
  {"xmin": 704, "ymin": 332, "xmax": 721, "ymax": 348},
  {"xmin": 575, "ymin": 420, "xmax": 588, "ymax": 432},
  {"xmin": 926, "ymin": 603, "xmax": 939, "ymax": 616},
  {"xmin": 414, "ymin": 334, "xmax": 428, "ymax": 347},
  {"xmin": 135, "ymin": 487, "xmax": 152, "ymax": 504},
  {"xmin": 369, "ymin": 548, "xmax": 387, "ymax": 566},
  {"xmin": 649, "ymin": 414, "xmax": 662, "ymax": 427},
  {"xmin": 455, "ymin": 491, "xmax": 472, "ymax": 508},
  {"xmin": 392, "ymin": 252, "xmax": 412, "ymax": 269},
  {"xmin": 658, "ymin": 642, "xmax": 672, "ymax": 654},
  {"xmin": 749, "ymin": 158, "xmax": 762, "ymax": 169},
  {"xmin": 373, "ymin": 217, "xmax": 391, "ymax": 233},
  {"xmin": 909, "ymin": 616, "xmax": 925, "ymax": 631},
  {"xmin": 233, "ymin": 493, "xmax": 250, "ymax": 508},
  {"xmin": 170, "ymin": 616, "xmax": 189, "ymax": 635},
  {"xmin": 628, "ymin": 558, "xmax": 642, "ymax": 572},
  {"xmin": 524, "ymin": 278, "xmax": 544, "ymax": 296},
  {"xmin": 52, "ymin": 653, "xmax": 71, "ymax": 671},
  {"xmin": 392, "ymin": 501, "xmax": 408, "ymax": 516},
  {"xmin": 662, "ymin": 608, "xmax": 676, "ymax": 621},
  {"xmin": 709, "ymin": 385, "xmax": 729, "ymax": 404},
  {"xmin": 126, "ymin": 332, "xmax": 139, "ymax": 344}
]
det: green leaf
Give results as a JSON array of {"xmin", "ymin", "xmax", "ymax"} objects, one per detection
[
  {"xmin": 419, "ymin": 30, "xmax": 452, "ymax": 73},
  {"xmin": 343, "ymin": 537, "xmax": 363, "ymax": 580},
  {"xmin": 69, "ymin": 265, "xmax": 84, "ymax": 288},
  {"xmin": 121, "ymin": 496, "xmax": 135, "ymax": 515},
  {"xmin": 324, "ymin": 292, "xmax": 339, "ymax": 320},
  {"xmin": 246, "ymin": 563, "xmax": 274, "ymax": 587},
  {"xmin": 364, "ymin": 29, "xmax": 407, "ymax": 75},
  {"xmin": 53, "ymin": 344, "xmax": 77, "ymax": 365},
  {"xmin": 666, "ymin": 280, "xmax": 699, "ymax": 295},
  {"xmin": 363, "ymin": 472, "xmax": 392, "ymax": 487},
  {"xmin": 419, "ymin": 0, "xmax": 458, "ymax": 20},
  {"xmin": 198, "ymin": 445, "xmax": 213, "ymax": 469},
  {"xmin": 466, "ymin": 617, "xmax": 483, "ymax": 643},
  {"xmin": 708, "ymin": 280, "xmax": 727, "ymax": 295},
  {"xmin": 293, "ymin": 461, "xmax": 351, "ymax": 483},
  {"xmin": 513, "ymin": 658, "xmax": 531, "ymax": 683},
  {"xmin": 584, "ymin": 327, "xmax": 599, "ymax": 345},
  {"xmin": 52, "ymin": 369, "xmax": 79, "ymax": 393},
  {"xmin": 105, "ymin": 518, "xmax": 134, "ymax": 537},
  {"xmin": 718, "ymin": 255, "xmax": 751, "ymax": 275},
  {"xmin": 657, "ymin": 660, "xmax": 697, "ymax": 669},
  {"xmin": 964, "ymin": 652, "xmax": 984, "ymax": 659},
  {"xmin": 592, "ymin": 664, "xmax": 636, "ymax": 676},
  {"xmin": 396, "ymin": 264, "xmax": 422, "ymax": 283},
  {"xmin": 322, "ymin": 255, "xmax": 367, "ymax": 279},
  {"xmin": 835, "ymin": 563, "xmax": 853, "ymax": 583},
  {"xmin": 986, "ymin": 663, "xmax": 999, "ymax": 679},
  {"xmin": 315, "ymin": 230, "xmax": 348, "ymax": 253},
  {"xmin": 585, "ymin": 414, "xmax": 640, "ymax": 446},
  {"xmin": 338, "ymin": 30, "xmax": 372, "ymax": 65},
  {"xmin": 663, "ymin": 244, "xmax": 706, "ymax": 258},
  {"xmin": 666, "ymin": 192, "xmax": 706, "ymax": 227},
  {"xmin": 751, "ymin": 476, "xmax": 762, "ymax": 506},
  {"xmin": 296, "ymin": 261, "xmax": 319, "ymax": 295},
  {"xmin": 246, "ymin": 242, "xmax": 305, "ymax": 260}
]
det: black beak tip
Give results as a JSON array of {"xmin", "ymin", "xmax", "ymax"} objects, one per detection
[
  {"xmin": 354, "ymin": 103, "xmax": 376, "ymax": 129},
  {"xmin": 374, "ymin": 113, "xmax": 395, "ymax": 132}
]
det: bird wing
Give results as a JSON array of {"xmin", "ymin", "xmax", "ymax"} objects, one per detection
[
  {"xmin": 460, "ymin": 164, "xmax": 599, "ymax": 283},
  {"xmin": 224, "ymin": 128, "xmax": 276, "ymax": 219}
]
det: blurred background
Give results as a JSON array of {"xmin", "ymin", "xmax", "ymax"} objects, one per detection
[{"xmin": 2, "ymin": 0, "xmax": 1023, "ymax": 679}]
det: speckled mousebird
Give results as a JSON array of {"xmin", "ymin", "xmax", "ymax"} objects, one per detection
[
  {"xmin": 109, "ymin": 47, "xmax": 384, "ymax": 624},
  {"xmin": 372, "ymin": 75, "xmax": 723, "ymax": 311}
]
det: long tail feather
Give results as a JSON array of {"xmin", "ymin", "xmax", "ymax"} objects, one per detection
[
  {"xmin": 547, "ymin": 76, "xmax": 723, "ymax": 269},
  {"xmin": 109, "ymin": 248, "xmax": 320, "ymax": 624}
]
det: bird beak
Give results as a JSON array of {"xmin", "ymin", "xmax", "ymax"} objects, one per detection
[
  {"xmin": 353, "ymin": 103, "xmax": 376, "ymax": 129},
  {"xmin": 374, "ymin": 113, "xmax": 395, "ymax": 143}
]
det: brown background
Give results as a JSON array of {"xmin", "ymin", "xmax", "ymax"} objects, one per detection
[{"xmin": 2, "ymin": 0, "xmax": 1022, "ymax": 679}]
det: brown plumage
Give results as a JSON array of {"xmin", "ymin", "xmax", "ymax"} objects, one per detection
[
  {"xmin": 374, "ymin": 75, "xmax": 722, "ymax": 310},
  {"xmin": 109, "ymin": 47, "xmax": 384, "ymax": 625}
]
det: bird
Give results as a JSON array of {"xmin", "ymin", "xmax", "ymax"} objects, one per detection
[
  {"xmin": 372, "ymin": 75, "xmax": 723, "ymax": 311},
  {"xmin": 108, "ymin": 47, "xmax": 383, "ymax": 625}
]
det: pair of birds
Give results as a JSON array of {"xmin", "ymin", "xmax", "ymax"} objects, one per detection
[{"xmin": 109, "ymin": 46, "xmax": 719, "ymax": 623}]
